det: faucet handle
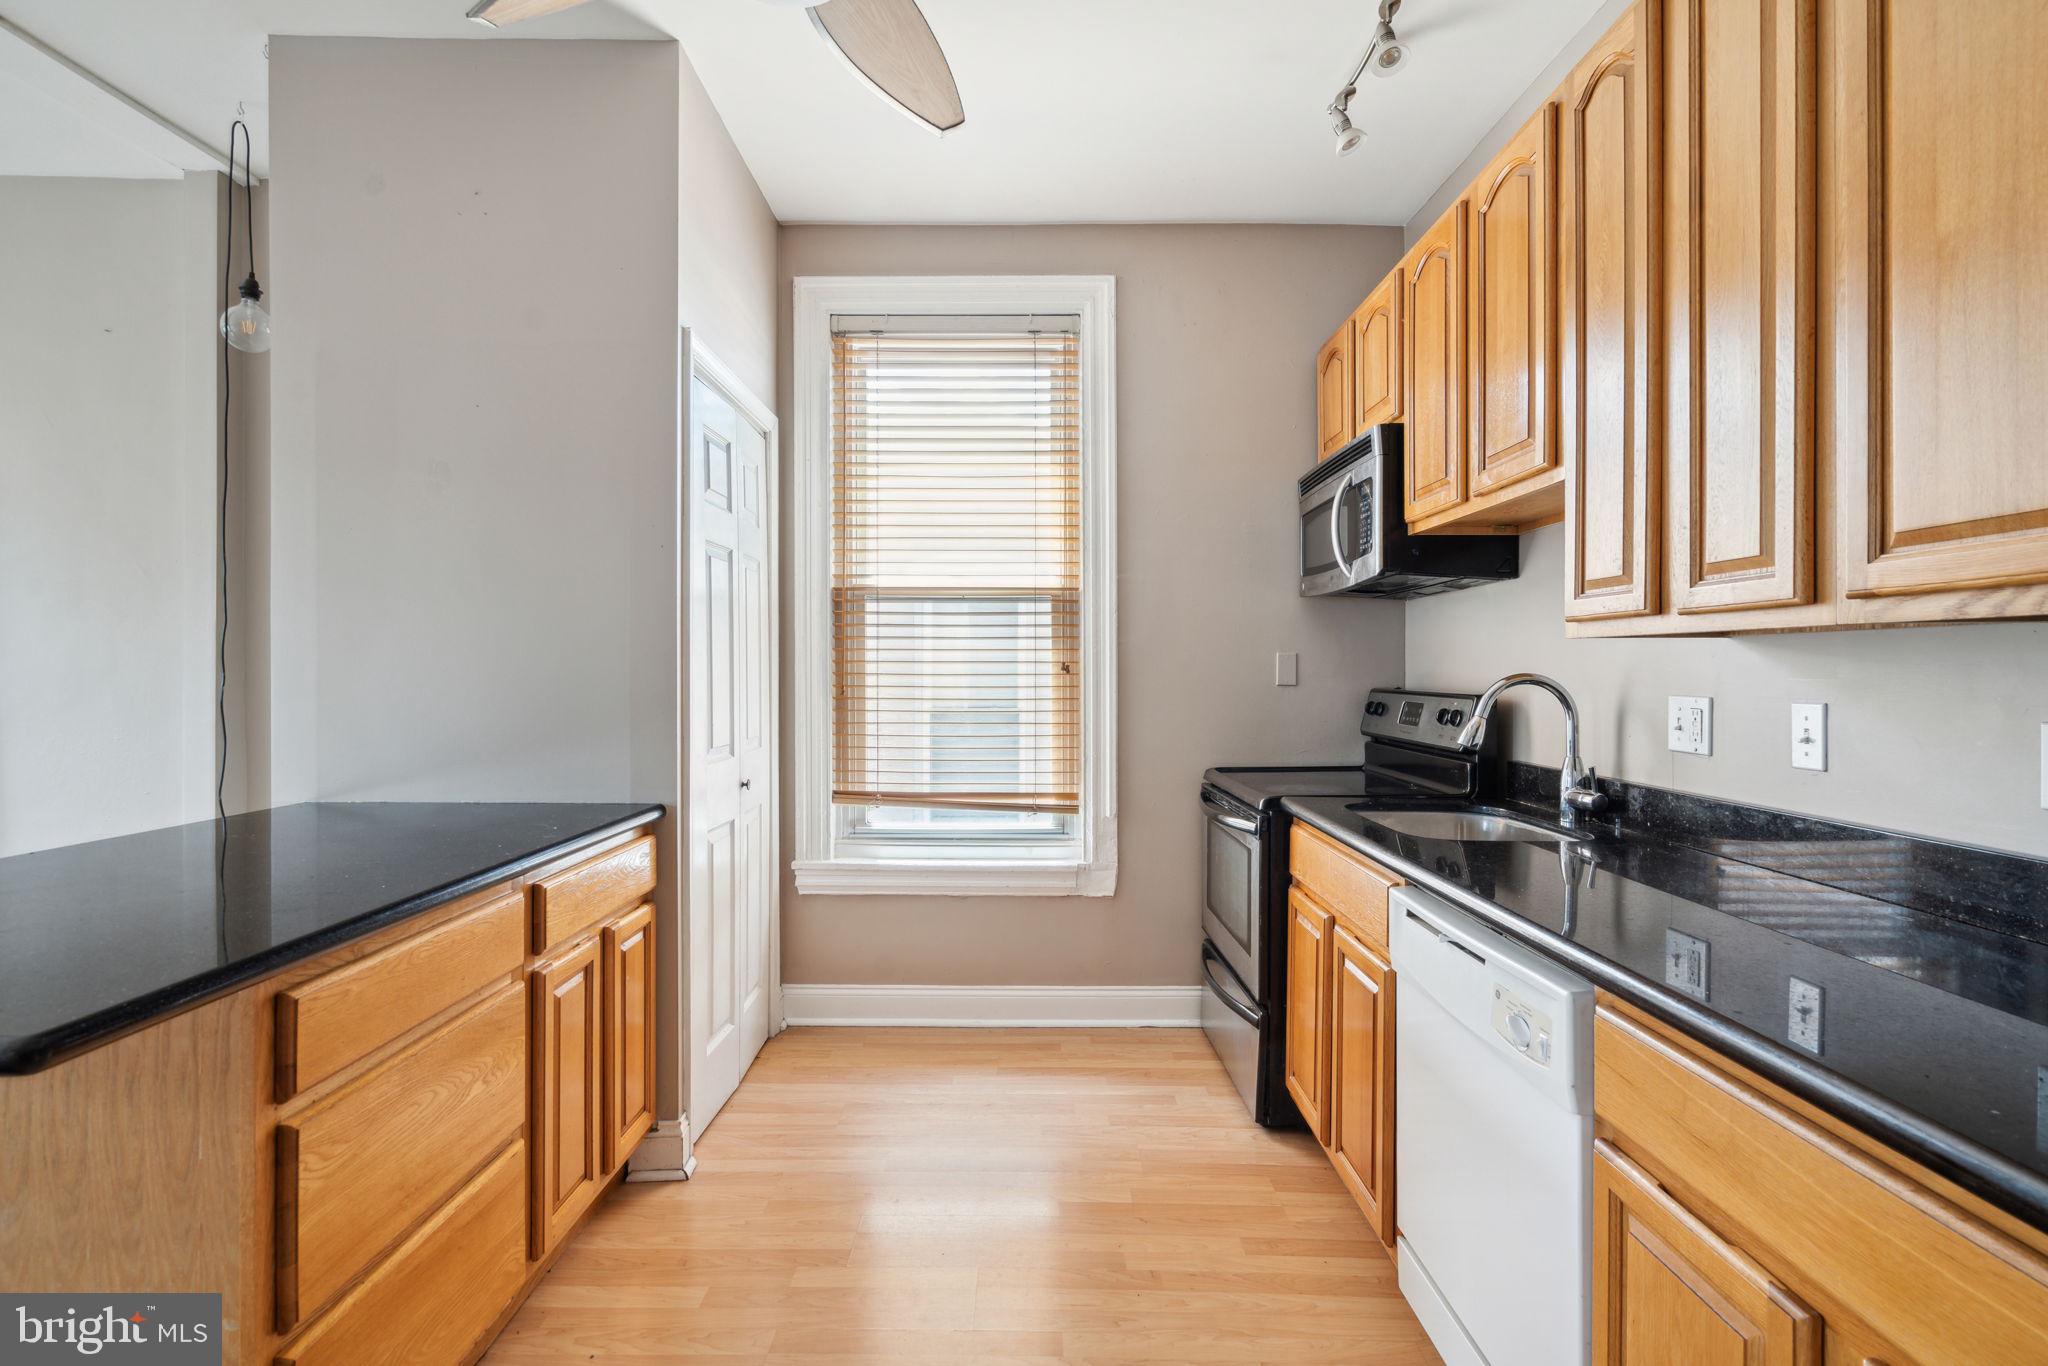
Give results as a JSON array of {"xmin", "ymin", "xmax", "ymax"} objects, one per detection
[{"xmin": 1565, "ymin": 767, "xmax": 1610, "ymax": 814}]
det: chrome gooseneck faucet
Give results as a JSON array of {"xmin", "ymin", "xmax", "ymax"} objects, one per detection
[{"xmin": 1455, "ymin": 673, "xmax": 1609, "ymax": 830}]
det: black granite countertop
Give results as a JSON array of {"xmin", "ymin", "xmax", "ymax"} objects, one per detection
[
  {"xmin": 0, "ymin": 802, "xmax": 663, "ymax": 1074},
  {"xmin": 1281, "ymin": 792, "xmax": 2048, "ymax": 1231}
]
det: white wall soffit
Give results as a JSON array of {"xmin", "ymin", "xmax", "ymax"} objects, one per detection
[{"xmin": 0, "ymin": 19, "xmax": 227, "ymax": 179}]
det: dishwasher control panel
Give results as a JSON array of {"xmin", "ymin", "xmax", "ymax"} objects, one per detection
[{"xmin": 1492, "ymin": 986, "xmax": 1554, "ymax": 1068}]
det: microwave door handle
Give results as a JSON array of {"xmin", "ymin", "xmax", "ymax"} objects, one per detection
[{"xmin": 1330, "ymin": 468, "xmax": 1361, "ymax": 578}]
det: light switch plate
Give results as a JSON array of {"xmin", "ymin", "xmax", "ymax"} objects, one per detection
[
  {"xmin": 1275, "ymin": 652, "xmax": 1298, "ymax": 687},
  {"xmin": 1791, "ymin": 702, "xmax": 1828, "ymax": 771},
  {"xmin": 1788, "ymin": 977, "xmax": 1823, "ymax": 1054},
  {"xmin": 2040, "ymin": 724, "xmax": 2047, "ymax": 809},
  {"xmin": 1668, "ymin": 696, "xmax": 1712, "ymax": 755}
]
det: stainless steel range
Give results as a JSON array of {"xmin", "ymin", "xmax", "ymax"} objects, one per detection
[{"xmin": 1199, "ymin": 687, "xmax": 1492, "ymax": 1124}]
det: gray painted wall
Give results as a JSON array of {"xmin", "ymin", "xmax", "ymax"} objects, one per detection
[
  {"xmin": 0, "ymin": 175, "xmax": 220, "ymax": 857},
  {"xmin": 776, "ymin": 222, "xmax": 1408, "ymax": 988}
]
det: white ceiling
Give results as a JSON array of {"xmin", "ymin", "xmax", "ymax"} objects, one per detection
[{"xmin": 640, "ymin": 0, "xmax": 1610, "ymax": 225}]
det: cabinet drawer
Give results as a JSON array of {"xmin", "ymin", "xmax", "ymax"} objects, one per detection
[
  {"xmin": 275, "ymin": 1140, "xmax": 526, "ymax": 1366},
  {"xmin": 1289, "ymin": 822, "xmax": 1399, "ymax": 951},
  {"xmin": 277, "ymin": 980, "xmax": 527, "ymax": 1329},
  {"xmin": 275, "ymin": 890, "xmax": 525, "ymax": 1099},
  {"xmin": 532, "ymin": 834, "xmax": 655, "ymax": 953},
  {"xmin": 1595, "ymin": 1005, "xmax": 2048, "ymax": 1364}
]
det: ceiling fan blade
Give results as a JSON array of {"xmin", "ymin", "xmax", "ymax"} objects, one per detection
[
  {"xmin": 465, "ymin": 0, "xmax": 594, "ymax": 28},
  {"xmin": 809, "ymin": 0, "xmax": 965, "ymax": 135}
]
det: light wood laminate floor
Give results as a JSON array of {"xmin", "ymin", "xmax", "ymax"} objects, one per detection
[{"xmin": 484, "ymin": 1027, "xmax": 1441, "ymax": 1364}]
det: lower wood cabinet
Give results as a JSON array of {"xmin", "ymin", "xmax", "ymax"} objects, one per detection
[
  {"xmin": 1327, "ymin": 924, "xmax": 1394, "ymax": 1245},
  {"xmin": 1594, "ymin": 997, "xmax": 2048, "ymax": 1365},
  {"xmin": 531, "ymin": 933, "xmax": 605, "ymax": 1259},
  {"xmin": 1287, "ymin": 824, "xmax": 1403, "ymax": 1248},
  {"xmin": 603, "ymin": 903, "xmax": 658, "ymax": 1171}
]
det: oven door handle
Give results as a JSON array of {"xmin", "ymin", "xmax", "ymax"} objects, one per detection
[
  {"xmin": 1329, "ymin": 466, "xmax": 1363, "ymax": 580},
  {"xmin": 1201, "ymin": 792, "xmax": 1260, "ymax": 834},
  {"xmin": 1201, "ymin": 941, "xmax": 1263, "ymax": 1027}
]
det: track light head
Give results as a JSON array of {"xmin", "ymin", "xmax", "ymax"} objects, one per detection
[{"xmin": 1331, "ymin": 107, "xmax": 1364, "ymax": 156}]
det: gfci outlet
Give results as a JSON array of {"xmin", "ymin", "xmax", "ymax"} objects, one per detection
[{"xmin": 1668, "ymin": 696, "xmax": 1712, "ymax": 755}]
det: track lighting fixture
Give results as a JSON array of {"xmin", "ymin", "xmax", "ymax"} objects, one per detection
[{"xmin": 1325, "ymin": 0, "xmax": 1412, "ymax": 153}]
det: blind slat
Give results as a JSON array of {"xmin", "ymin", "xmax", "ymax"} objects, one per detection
[{"xmin": 831, "ymin": 330, "xmax": 1082, "ymax": 816}]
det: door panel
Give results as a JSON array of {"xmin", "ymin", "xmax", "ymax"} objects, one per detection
[
  {"xmin": 1283, "ymin": 888, "xmax": 1333, "ymax": 1144},
  {"xmin": 1352, "ymin": 274, "xmax": 1402, "ymax": 432},
  {"xmin": 1316, "ymin": 322, "xmax": 1353, "ymax": 460},
  {"xmin": 1403, "ymin": 203, "xmax": 1469, "ymax": 521},
  {"xmin": 603, "ymin": 904, "xmax": 656, "ymax": 1171},
  {"xmin": 1665, "ymin": 0, "xmax": 1817, "ymax": 612},
  {"xmin": 1593, "ymin": 1141, "xmax": 1820, "ymax": 1366},
  {"xmin": 531, "ymin": 938, "xmax": 602, "ymax": 1259},
  {"xmin": 1834, "ymin": 0, "xmax": 2048, "ymax": 599},
  {"xmin": 1470, "ymin": 105, "xmax": 1558, "ymax": 496},
  {"xmin": 1328, "ymin": 925, "xmax": 1394, "ymax": 1244},
  {"xmin": 1564, "ymin": 8, "xmax": 1661, "ymax": 620}
]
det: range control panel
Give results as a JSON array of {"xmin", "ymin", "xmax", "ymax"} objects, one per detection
[{"xmin": 1362, "ymin": 688, "xmax": 1482, "ymax": 751}]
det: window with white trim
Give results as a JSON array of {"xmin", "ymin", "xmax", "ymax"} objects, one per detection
[{"xmin": 791, "ymin": 278, "xmax": 1116, "ymax": 896}]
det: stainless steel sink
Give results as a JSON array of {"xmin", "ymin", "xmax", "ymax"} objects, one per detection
[{"xmin": 1354, "ymin": 808, "xmax": 1571, "ymax": 842}]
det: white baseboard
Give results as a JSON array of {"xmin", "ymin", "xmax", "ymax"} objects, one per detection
[
  {"xmin": 623, "ymin": 1117, "xmax": 695, "ymax": 1182},
  {"xmin": 780, "ymin": 983, "xmax": 1203, "ymax": 1028}
]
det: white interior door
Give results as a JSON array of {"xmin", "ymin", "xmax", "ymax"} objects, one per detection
[{"xmin": 686, "ymin": 341, "xmax": 778, "ymax": 1140}]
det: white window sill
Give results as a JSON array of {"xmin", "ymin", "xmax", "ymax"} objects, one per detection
[{"xmin": 791, "ymin": 858, "xmax": 1117, "ymax": 898}]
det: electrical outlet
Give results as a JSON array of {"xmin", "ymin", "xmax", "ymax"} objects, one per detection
[
  {"xmin": 1788, "ymin": 977, "xmax": 1824, "ymax": 1054},
  {"xmin": 1791, "ymin": 702, "xmax": 1828, "ymax": 771},
  {"xmin": 1667, "ymin": 696, "xmax": 1712, "ymax": 755},
  {"xmin": 1275, "ymin": 652, "xmax": 1298, "ymax": 687},
  {"xmin": 1664, "ymin": 930, "xmax": 1710, "ymax": 1000}
]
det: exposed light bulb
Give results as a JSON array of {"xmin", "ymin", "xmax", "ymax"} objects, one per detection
[{"xmin": 220, "ymin": 273, "xmax": 272, "ymax": 354}]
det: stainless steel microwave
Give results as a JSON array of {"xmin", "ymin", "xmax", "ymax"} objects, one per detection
[{"xmin": 1299, "ymin": 426, "xmax": 1519, "ymax": 598}]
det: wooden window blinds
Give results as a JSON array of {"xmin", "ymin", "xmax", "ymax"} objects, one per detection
[{"xmin": 831, "ymin": 324, "xmax": 1082, "ymax": 815}]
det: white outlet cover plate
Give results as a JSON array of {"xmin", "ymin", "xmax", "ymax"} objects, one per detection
[
  {"xmin": 1792, "ymin": 702, "xmax": 1828, "ymax": 771},
  {"xmin": 1667, "ymin": 696, "xmax": 1712, "ymax": 756}
]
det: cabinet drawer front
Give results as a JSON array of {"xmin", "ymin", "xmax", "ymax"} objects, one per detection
[
  {"xmin": 275, "ymin": 1141, "xmax": 526, "ymax": 1366},
  {"xmin": 276, "ymin": 890, "xmax": 525, "ymax": 1099},
  {"xmin": 1289, "ymin": 823, "xmax": 1399, "ymax": 952},
  {"xmin": 532, "ymin": 834, "xmax": 655, "ymax": 953},
  {"xmin": 277, "ymin": 980, "xmax": 527, "ymax": 1328},
  {"xmin": 1595, "ymin": 1006, "xmax": 2048, "ymax": 1363}
]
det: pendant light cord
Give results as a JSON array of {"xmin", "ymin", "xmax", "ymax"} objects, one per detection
[{"xmin": 218, "ymin": 120, "xmax": 251, "ymax": 823}]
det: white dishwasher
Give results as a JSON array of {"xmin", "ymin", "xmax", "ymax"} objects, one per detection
[{"xmin": 1390, "ymin": 884, "xmax": 1595, "ymax": 1366}]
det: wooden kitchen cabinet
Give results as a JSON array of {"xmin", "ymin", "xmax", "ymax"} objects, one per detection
[
  {"xmin": 1327, "ymin": 923, "xmax": 1394, "ymax": 1246},
  {"xmin": 1594, "ymin": 996, "xmax": 2048, "ymax": 1365},
  {"xmin": 1662, "ymin": 0, "xmax": 1818, "ymax": 614},
  {"xmin": 1562, "ymin": 7, "xmax": 1660, "ymax": 621},
  {"xmin": 1315, "ymin": 319, "xmax": 1353, "ymax": 461},
  {"xmin": 530, "ymin": 933, "xmax": 605, "ymax": 1260},
  {"xmin": 1465, "ymin": 106, "xmax": 1559, "ymax": 508},
  {"xmin": 1402, "ymin": 201, "xmax": 1469, "ymax": 522},
  {"xmin": 1351, "ymin": 271, "xmax": 1403, "ymax": 434},
  {"xmin": 602, "ymin": 902, "xmax": 657, "ymax": 1171},
  {"xmin": 1830, "ymin": 0, "xmax": 2048, "ymax": 619},
  {"xmin": 1283, "ymin": 887, "xmax": 1333, "ymax": 1142}
]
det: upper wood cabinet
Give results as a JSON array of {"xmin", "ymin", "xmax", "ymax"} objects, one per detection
[
  {"xmin": 1663, "ymin": 0, "xmax": 1818, "ymax": 613},
  {"xmin": 1403, "ymin": 201, "xmax": 1469, "ymax": 522},
  {"xmin": 1469, "ymin": 105, "xmax": 1558, "ymax": 500},
  {"xmin": 1316, "ymin": 320, "xmax": 1353, "ymax": 461},
  {"xmin": 1352, "ymin": 272, "xmax": 1403, "ymax": 433},
  {"xmin": 1283, "ymin": 888, "xmax": 1333, "ymax": 1143},
  {"xmin": 1563, "ymin": 8, "xmax": 1661, "ymax": 621},
  {"xmin": 1831, "ymin": 0, "xmax": 2048, "ymax": 608},
  {"xmin": 1327, "ymin": 924, "xmax": 1394, "ymax": 1247}
]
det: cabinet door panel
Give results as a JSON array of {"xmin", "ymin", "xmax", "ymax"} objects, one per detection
[
  {"xmin": 1283, "ymin": 889, "xmax": 1333, "ymax": 1143},
  {"xmin": 1666, "ymin": 0, "xmax": 1817, "ymax": 612},
  {"xmin": 1327, "ymin": 926, "xmax": 1393, "ymax": 1244},
  {"xmin": 1593, "ymin": 1141, "xmax": 1820, "ymax": 1366},
  {"xmin": 1834, "ymin": 0, "xmax": 2048, "ymax": 600},
  {"xmin": 1352, "ymin": 274, "xmax": 1402, "ymax": 432},
  {"xmin": 1564, "ymin": 9, "xmax": 1661, "ymax": 620},
  {"xmin": 1403, "ymin": 203, "xmax": 1469, "ymax": 520},
  {"xmin": 531, "ymin": 936, "xmax": 603, "ymax": 1259},
  {"xmin": 1470, "ymin": 106, "xmax": 1558, "ymax": 497},
  {"xmin": 1316, "ymin": 322, "xmax": 1353, "ymax": 461},
  {"xmin": 603, "ymin": 903, "xmax": 657, "ymax": 1172}
]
